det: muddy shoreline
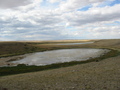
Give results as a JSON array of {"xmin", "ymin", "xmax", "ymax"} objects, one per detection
[
  {"xmin": 0, "ymin": 54, "xmax": 120, "ymax": 90},
  {"xmin": 0, "ymin": 49, "xmax": 109, "ymax": 67},
  {"xmin": 0, "ymin": 53, "xmax": 32, "ymax": 66}
]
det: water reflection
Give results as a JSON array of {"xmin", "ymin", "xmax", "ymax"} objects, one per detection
[
  {"xmin": 56, "ymin": 42, "xmax": 93, "ymax": 45},
  {"xmin": 11, "ymin": 49, "xmax": 108, "ymax": 66}
]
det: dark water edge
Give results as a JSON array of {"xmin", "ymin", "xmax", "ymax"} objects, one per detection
[
  {"xmin": 11, "ymin": 48, "xmax": 107, "ymax": 66},
  {"xmin": 0, "ymin": 49, "xmax": 119, "ymax": 77}
]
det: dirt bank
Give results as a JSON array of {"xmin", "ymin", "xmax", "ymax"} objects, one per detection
[
  {"xmin": 0, "ymin": 55, "xmax": 120, "ymax": 90},
  {"xmin": 0, "ymin": 53, "xmax": 32, "ymax": 67}
]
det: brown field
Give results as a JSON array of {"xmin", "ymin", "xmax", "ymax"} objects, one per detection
[
  {"xmin": 0, "ymin": 39, "xmax": 120, "ymax": 90},
  {"xmin": 0, "ymin": 39, "xmax": 94, "ymax": 57}
]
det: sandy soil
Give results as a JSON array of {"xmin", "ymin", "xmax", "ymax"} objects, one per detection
[{"xmin": 0, "ymin": 55, "xmax": 120, "ymax": 90}]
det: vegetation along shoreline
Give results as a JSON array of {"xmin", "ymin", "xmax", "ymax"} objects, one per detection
[{"xmin": 0, "ymin": 48, "xmax": 119, "ymax": 76}]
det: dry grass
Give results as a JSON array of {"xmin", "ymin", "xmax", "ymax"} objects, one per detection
[
  {"xmin": 32, "ymin": 39, "xmax": 120, "ymax": 51},
  {"xmin": 0, "ymin": 54, "xmax": 120, "ymax": 90},
  {"xmin": 0, "ymin": 42, "xmax": 37, "ymax": 57},
  {"xmin": 0, "ymin": 39, "xmax": 120, "ymax": 90},
  {"xmin": 0, "ymin": 40, "xmax": 94, "ymax": 58}
]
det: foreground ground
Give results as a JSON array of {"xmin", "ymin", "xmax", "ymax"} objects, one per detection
[
  {"xmin": 0, "ymin": 39, "xmax": 120, "ymax": 90},
  {"xmin": 0, "ymin": 55, "xmax": 120, "ymax": 90}
]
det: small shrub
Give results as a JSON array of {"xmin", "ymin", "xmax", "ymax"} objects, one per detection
[{"xmin": 17, "ymin": 64, "xmax": 27, "ymax": 67}]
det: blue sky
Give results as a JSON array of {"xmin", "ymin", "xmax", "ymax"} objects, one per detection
[
  {"xmin": 0, "ymin": 0, "xmax": 120, "ymax": 41},
  {"xmin": 77, "ymin": 5, "xmax": 92, "ymax": 11}
]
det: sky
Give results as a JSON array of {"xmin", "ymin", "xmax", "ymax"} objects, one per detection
[{"xmin": 0, "ymin": 0, "xmax": 120, "ymax": 41}]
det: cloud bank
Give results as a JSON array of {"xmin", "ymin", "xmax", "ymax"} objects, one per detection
[
  {"xmin": 0, "ymin": 0, "xmax": 120, "ymax": 41},
  {"xmin": 0, "ymin": 0, "xmax": 31, "ymax": 9}
]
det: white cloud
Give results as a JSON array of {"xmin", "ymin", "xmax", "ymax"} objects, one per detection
[
  {"xmin": 48, "ymin": 0, "xmax": 62, "ymax": 3},
  {"xmin": 0, "ymin": 0, "xmax": 120, "ymax": 41},
  {"xmin": 73, "ymin": 21, "xmax": 120, "ymax": 39},
  {"xmin": 64, "ymin": 4, "xmax": 120, "ymax": 26},
  {"xmin": 58, "ymin": 0, "xmax": 106, "ymax": 12},
  {"xmin": 0, "ymin": 0, "xmax": 32, "ymax": 9}
]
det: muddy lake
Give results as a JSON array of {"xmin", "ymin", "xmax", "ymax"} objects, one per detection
[{"xmin": 11, "ymin": 48, "xmax": 109, "ymax": 66}]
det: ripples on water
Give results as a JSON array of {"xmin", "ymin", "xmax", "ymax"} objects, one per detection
[{"xmin": 11, "ymin": 49, "xmax": 109, "ymax": 66}]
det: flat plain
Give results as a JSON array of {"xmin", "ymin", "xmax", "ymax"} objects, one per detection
[{"xmin": 0, "ymin": 39, "xmax": 120, "ymax": 90}]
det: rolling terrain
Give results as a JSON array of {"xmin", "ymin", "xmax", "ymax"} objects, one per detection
[{"xmin": 0, "ymin": 39, "xmax": 120, "ymax": 90}]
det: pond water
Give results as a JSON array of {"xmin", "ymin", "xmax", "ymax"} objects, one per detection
[
  {"xmin": 11, "ymin": 49, "xmax": 109, "ymax": 66},
  {"xmin": 56, "ymin": 42, "xmax": 93, "ymax": 45}
]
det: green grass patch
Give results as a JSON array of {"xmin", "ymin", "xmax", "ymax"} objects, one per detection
[{"xmin": 0, "ymin": 49, "xmax": 119, "ymax": 77}]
